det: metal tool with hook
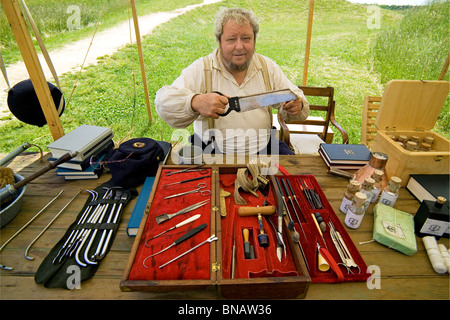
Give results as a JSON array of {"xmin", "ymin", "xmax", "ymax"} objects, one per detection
[
  {"xmin": 164, "ymin": 183, "xmax": 211, "ymax": 199},
  {"xmin": 25, "ymin": 189, "xmax": 82, "ymax": 260},
  {"xmin": 159, "ymin": 234, "xmax": 218, "ymax": 269},
  {"xmin": 52, "ymin": 190, "xmax": 98, "ymax": 264}
]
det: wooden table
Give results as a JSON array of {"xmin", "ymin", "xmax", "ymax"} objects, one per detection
[{"xmin": 1, "ymin": 152, "xmax": 449, "ymax": 300}]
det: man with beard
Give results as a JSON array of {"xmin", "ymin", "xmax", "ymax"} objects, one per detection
[{"xmin": 156, "ymin": 7, "xmax": 309, "ymax": 155}]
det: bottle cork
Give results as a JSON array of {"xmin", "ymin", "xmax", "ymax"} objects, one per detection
[
  {"xmin": 354, "ymin": 192, "xmax": 367, "ymax": 206},
  {"xmin": 435, "ymin": 196, "xmax": 447, "ymax": 209}
]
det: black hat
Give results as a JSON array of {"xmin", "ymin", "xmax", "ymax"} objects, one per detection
[
  {"xmin": 7, "ymin": 79, "xmax": 65, "ymax": 127},
  {"xmin": 107, "ymin": 138, "xmax": 164, "ymax": 188}
]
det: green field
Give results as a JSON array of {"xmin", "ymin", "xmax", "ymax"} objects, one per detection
[{"xmin": 0, "ymin": 0, "xmax": 448, "ymax": 152}]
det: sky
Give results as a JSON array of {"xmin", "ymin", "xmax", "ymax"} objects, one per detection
[{"xmin": 347, "ymin": 0, "xmax": 429, "ymax": 5}]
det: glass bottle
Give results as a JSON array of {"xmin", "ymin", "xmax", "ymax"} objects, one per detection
[
  {"xmin": 345, "ymin": 192, "xmax": 367, "ymax": 229},
  {"xmin": 405, "ymin": 141, "xmax": 417, "ymax": 151},
  {"xmin": 340, "ymin": 180, "xmax": 360, "ymax": 214},
  {"xmin": 370, "ymin": 169, "xmax": 384, "ymax": 203},
  {"xmin": 423, "ymin": 136, "xmax": 434, "ymax": 147},
  {"xmin": 397, "ymin": 135, "xmax": 408, "ymax": 145},
  {"xmin": 418, "ymin": 142, "xmax": 431, "ymax": 151},
  {"xmin": 360, "ymin": 177, "xmax": 375, "ymax": 210},
  {"xmin": 410, "ymin": 135, "xmax": 420, "ymax": 144},
  {"xmin": 378, "ymin": 176, "xmax": 402, "ymax": 207}
]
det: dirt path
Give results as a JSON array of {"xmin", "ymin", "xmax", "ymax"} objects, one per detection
[{"xmin": 0, "ymin": 0, "xmax": 222, "ymax": 125}]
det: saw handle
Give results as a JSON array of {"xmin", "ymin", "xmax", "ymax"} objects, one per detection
[
  {"xmin": 238, "ymin": 206, "xmax": 276, "ymax": 216},
  {"xmin": 213, "ymin": 91, "xmax": 239, "ymax": 117}
]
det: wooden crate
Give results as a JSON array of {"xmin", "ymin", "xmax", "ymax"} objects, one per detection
[
  {"xmin": 120, "ymin": 165, "xmax": 310, "ymax": 299},
  {"xmin": 371, "ymin": 80, "xmax": 450, "ymax": 186}
]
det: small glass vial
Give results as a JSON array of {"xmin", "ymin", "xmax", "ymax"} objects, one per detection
[
  {"xmin": 370, "ymin": 169, "xmax": 384, "ymax": 203},
  {"xmin": 395, "ymin": 141, "xmax": 405, "ymax": 149},
  {"xmin": 397, "ymin": 135, "xmax": 408, "ymax": 145},
  {"xmin": 340, "ymin": 180, "xmax": 360, "ymax": 214},
  {"xmin": 405, "ymin": 141, "xmax": 417, "ymax": 151},
  {"xmin": 378, "ymin": 176, "xmax": 402, "ymax": 207},
  {"xmin": 388, "ymin": 134, "xmax": 396, "ymax": 141},
  {"xmin": 360, "ymin": 177, "xmax": 375, "ymax": 210},
  {"xmin": 419, "ymin": 142, "xmax": 431, "ymax": 151},
  {"xmin": 423, "ymin": 136, "xmax": 434, "ymax": 147},
  {"xmin": 410, "ymin": 135, "xmax": 420, "ymax": 144},
  {"xmin": 345, "ymin": 192, "xmax": 367, "ymax": 229}
]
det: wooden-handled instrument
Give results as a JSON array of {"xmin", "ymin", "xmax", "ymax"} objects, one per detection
[{"xmin": 237, "ymin": 206, "xmax": 276, "ymax": 216}]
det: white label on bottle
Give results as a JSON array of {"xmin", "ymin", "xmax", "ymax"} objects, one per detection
[
  {"xmin": 371, "ymin": 188, "xmax": 381, "ymax": 203},
  {"xmin": 378, "ymin": 191, "xmax": 398, "ymax": 207},
  {"xmin": 345, "ymin": 210, "xmax": 364, "ymax": 229},
  {"xmin": 420, "ymin": 218, "xmax": 450, "ymax": 237},
  {"xmin": 382, "ymin": 221, "xmax": 406, "ymax": 239},
  {"xmin": 340, "ymin": 197, "xmax": 353, "ymax": 214}
]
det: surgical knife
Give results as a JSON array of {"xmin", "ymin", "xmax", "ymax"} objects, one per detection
[
  {"xmin": 146, "ymin": 223, "xmax": 207, "ymax": 258},
  {"xmin": 145, "ymin": 214, "xmax": 201, "ymax": 246},
  {"xmin": 155, "ymin": 199, "xmax": 210, "ymax": 224}
]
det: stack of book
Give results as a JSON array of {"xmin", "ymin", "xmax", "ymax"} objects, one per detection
[
  {"xmin": 48, "ymin": 125, "xmax": 114, "ymax": 180},
  {"xmin": 318, "ymin": 143, "xmax": 371, "ymax": 170}
]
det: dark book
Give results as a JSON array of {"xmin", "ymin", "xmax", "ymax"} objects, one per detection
[
  {"xmin": 406, "ymin": 174, "xmax": 450, "ymax": 206},
  {"xmin": 318, "ymin": 148, "xmax": 365, "ymax": 170},
  {"xmin": 126, "ymin": 176, "xmax": 155, "ymax": 236},
  {"xmin": 319, "ymin": 143, "xmax": 371, "ymax": 165}
]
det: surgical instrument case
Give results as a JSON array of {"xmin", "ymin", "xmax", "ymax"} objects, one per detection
[{"xmin": 120, "ymin": 164, "xmax": 369, "ymax": 298}]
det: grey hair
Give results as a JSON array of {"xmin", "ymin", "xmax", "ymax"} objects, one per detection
[{"xmin": 214, "ymin": 7, "xmax": 259, "ymax": 42}]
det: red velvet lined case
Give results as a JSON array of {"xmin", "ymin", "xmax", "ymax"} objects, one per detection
[{"xmin": 121, "ymin": 165, "xmax": 369, "ymax": 298}]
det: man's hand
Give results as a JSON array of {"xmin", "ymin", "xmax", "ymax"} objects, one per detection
[
  {"xmin": 191, "ymin": 93, "xmax": 229, "ymax": 119},
  {"xmin": 282, "ymin": 99, "xmax": 303, "ymax": 116}
]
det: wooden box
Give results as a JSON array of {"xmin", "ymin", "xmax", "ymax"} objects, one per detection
[
  {"xmin": 372, "ymin": 80, "xmax": 450, "ymax": 186},
  {"xmin": 120, "ymin": 165, "xmax": 310, "ymax": 299}
]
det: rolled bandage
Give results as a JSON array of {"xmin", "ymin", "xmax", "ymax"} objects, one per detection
[
  {"xmin": 422, "ymin": 236, "xmax": 447, "ymax": 274},
  {"xmin": 438, "ymin": 244, "xmax": 450, "ymax": 274}
]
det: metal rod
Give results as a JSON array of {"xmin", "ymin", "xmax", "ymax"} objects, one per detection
[
  {"xmin": 25, "ymin": 189, "xmax": 82, "ymax": 260},
  {"xmin": 0, "ymin": 190, "xmax": 64, "ymax": 270}
]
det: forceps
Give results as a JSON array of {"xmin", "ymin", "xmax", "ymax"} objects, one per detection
[
  {"xmin": 165, "ymin": 165, "xmax": 208, "ymax": 176},
  {"xmin": 164, "ymin": 183, "xmax": 211, "ymax": 199}
]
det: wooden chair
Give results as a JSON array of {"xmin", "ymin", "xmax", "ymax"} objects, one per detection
[
  {"xmin": 361, "ymin": 96, "xmax": 382, "ymax": 149},
  {"xmin": 277, "ymin": 86, "xmax": 349, "ymax": 152}
]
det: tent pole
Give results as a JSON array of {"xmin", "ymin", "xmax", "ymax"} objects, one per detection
[
  {"xmin": 130, "ymin": 0, "xmax": 152, "ymax": 122},
  {"xmin": 438, "ymin": 52, "xmax": 449, "ymax": 80},
  {"xmin": 1, "ymin": 0, "xmax": 64, "ymax": 140},
  {"xmin": 302, "ymin": 0, "xmax": 314, "ymax": 86}
]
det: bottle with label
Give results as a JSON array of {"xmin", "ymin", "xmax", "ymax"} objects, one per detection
[
  {"xmin": 414, "ymin": 196, "xmax": 449, "ymax": 238},
  {"xmin": 360, "ymin": 177, "xmax": 375, "ymax": 210},
  {"xmin": 345, "ymin": 192, "xmax": 367, "ymax": 229},
  {"xmin": 340, "ymin": 180, "xmax": 360, "ymax": 214},
  {"xmin": 378, "ymin": 176, "xmax": 402, "ymax": 207},
  {"xmin": 370, "ymin": 169, "xmax": 384, "ymax": 203}
]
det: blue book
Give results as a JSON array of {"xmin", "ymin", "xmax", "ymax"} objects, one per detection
[
  {"xmin": 319, "ymin": 143, "xmax": 371, "ymax": 165},
  {"xmin": 126, "ymin": 176, "xmax": 155, "ymax": 237}
]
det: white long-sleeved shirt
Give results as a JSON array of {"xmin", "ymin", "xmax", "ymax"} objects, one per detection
[{"xmin": 155, "ymin": 48, "xmax": 309, "ymax": 154}]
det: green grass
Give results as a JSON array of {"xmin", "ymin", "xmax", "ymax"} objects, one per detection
[{"xmin": 0, "ymin": 0, "xmax": 449, "ymax": 153}]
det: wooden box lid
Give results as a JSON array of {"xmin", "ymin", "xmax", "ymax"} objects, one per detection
[{"xmin": 375, "ymin": 80, "xmax": 450, "ymax": 131}]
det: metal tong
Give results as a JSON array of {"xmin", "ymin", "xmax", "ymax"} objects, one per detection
[
  {"xmin": 328, "ymin": 221, "xmax": 360, "ymax": 273},
  {"xmin": 155, "ymin": 199, "xmax": 210, "ymax": 224}
]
